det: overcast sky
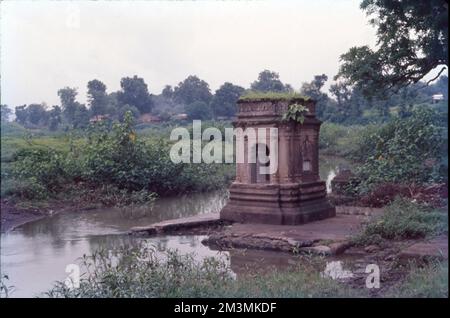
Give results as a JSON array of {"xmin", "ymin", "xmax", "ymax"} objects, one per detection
[{"xmin": 1, "ymin": 0, "xmax": 380, "ymax": 107}]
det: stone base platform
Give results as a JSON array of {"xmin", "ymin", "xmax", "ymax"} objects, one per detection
[
  {"xmin": 220, "ymin": 182, "xmax": 336, "ymax": 225},
  {"xmin": 204, "ymin": 213, "xmax": 368, "ymax": 255},
  {"xmin": 129, "ymin": 207, "xmax": 383, "ymax": 255}
]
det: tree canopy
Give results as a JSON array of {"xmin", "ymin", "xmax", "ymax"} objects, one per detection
[
  {"xmin": 210, "ymin": 82, "xmax": 244, "ymax": 118},
  {"xmin": 87, "ymin": 79, "xmax": 108, "ymax": 116},
  {"xmin": 250, "ymin": 70, "xmax": 290, "ymax": 92},
  {"xmin": 174, "ymin": 75, "xmax": 212, "ymax": 106},
  {"xmin": 185, "ymin": 101, "xmax": 212, "ymax": 120},
  {"xmin": 336, "ymin": 0, "xmax": 448, "ymax": 98},
  {"xmin": 117, "ymin": 76, "xmax": 153, "ymax": 114},
  {"xmin": 1, "ymin": 105, "xmax": 12, "ymax": 122}
]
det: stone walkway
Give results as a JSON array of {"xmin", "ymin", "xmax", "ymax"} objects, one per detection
[
  {"xmin": 129, "ymin": 206, "xmax": 448, "ymax": 260},
  {"xmin": 130, "ymin": 207, "xmax": 381, "ymax": 255},
  {"xmin": 130, "ymin": 213, "xmax": 230, "ymax": 235},
  {"xmin": 203, "ymin": 214, "xmax": 367, "ymax": 255}
]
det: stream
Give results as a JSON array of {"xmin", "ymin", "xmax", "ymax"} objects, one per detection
[{"xmin": 0, "ymin": 156, "xmax": 352, "ymax": 297}]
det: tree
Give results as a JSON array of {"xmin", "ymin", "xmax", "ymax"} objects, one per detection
[
  {"xmin": 250, "ymin": 70, "xmax": 289, "ymax": 92},
  {"xmin": 423, "ymin": 75, "xmax": 449, "ymax": 99},
  {"xmin": 58, "ymin": 87, "xmax": 79, "ymax": 124},
  {"xmin": 117, "ymin": 76, "xmax": 153, "ymax": 114},
  {"xmin": 48, "ymin": 106, "xmax": 62, "ymax": 131},
  {"xmin": 329, "ymin": 82, "xmax": 351, "ymax": 108},
  {"xmin": 161, "ymin": 85, "xmax": 174, "ymax": 99},
  {"xmin": 72, "ymin": 104, "xmax": 90, "ymax": 129},
  {"xmin": 87, "ymin": 79, "xmax": 108, "ymax": 116},
  {"xmin": 27, "ymin": 103, "xmax": 48, "ymax": 125},
  {"xmin": 1, "ymin": 105, "xmax": 12, "ymax": 122},
  {"xmin": 210, "ymin": 82, "xmax": 245, "ymax": 118},
  {"xmin": 15, "ymin": 105, "xmax": 28, "ymax": 125},
  {"xmin": 336, "ymin": 0, "xmax": 448, "ymax": 98},
  {"xmin": 300, "ymin": 74, "xmax": 329, "ymax": 118},
  {"xmin": 173, "ymin": 75, "xmax": 212, "ymax": 105},
  {"xmin": 118, "ymin": 104, "xmax": 140, "ymax": 122},
  {"xmin": 185, "ymin": 101, "xmax": 212, "ymax": 120}
]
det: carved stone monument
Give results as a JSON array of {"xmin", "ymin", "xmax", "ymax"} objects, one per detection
[{"xmin": 220, "ymin": 94, "xmax": 336, "ymax": 225}]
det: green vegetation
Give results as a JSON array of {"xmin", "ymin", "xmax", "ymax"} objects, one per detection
[
  {"xmin": 250, "ymin": 69, "xmax": 293, "ymax": 93},
  {"xmin": 210, "ymin": 82, "xmax": 245, "ymax": 118},
  {"xmin": 336, "ymin": 0, "xmax": 448, "ymax": 98},
  {"xmin": 350, "ymin": 107, "xmax": 446, "ymax": 194},
  {"xmin": 352, "ymin": 197, "xmax": 448, "ymax": 245},
  {"xmin": 319, "ymin": 123, "xmax": 368, "ymax": 157},
  {"xmin": 45, "ymin": 244, "xmax": 359, "ymax": 298},
  {"xmin": 385, "ymin": 261, "xmax": 448, "ymax": 298},
  {"xmin": 43, "ymin": 242, "xmax": 448, "ymax": 298},
  {"xmin": 2, "ymin": 69, "xmax": 447, "ymax": 131},
  {"xmin": 238, "ymin": 91, "xmax": 310, "ymax": 102},
  {"xmin": 185, "ymin": 101, "xmax": 212, "ymax": 120},
  {"xmin": 281, "ymin": 103, "xmax": 309, "ymax": 124},
  {"xmin": 2, "ymin": 113, "xmax": 234, "ymax": 206}
]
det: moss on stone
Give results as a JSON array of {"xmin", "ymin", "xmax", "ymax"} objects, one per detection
[{"xmin": 238, "ymin": 91, "xmax": 311, "ymax": 103}]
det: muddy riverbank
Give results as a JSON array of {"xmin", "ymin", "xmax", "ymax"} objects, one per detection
[{"xmin": 1, "ymin": 200, "xmax": 49, "ymax": 233}]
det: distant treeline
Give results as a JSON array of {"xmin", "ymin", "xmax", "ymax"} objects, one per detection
[{"xmin": 0, "ymin": 70, "xmax": 448, "ymax": 130}]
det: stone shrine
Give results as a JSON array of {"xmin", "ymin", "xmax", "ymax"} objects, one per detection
[{"xmin": 220, "ymin": 94, "xmax": 336, "ymax": 225}]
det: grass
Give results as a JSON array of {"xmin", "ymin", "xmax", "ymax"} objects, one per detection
[
  {"xmin": 352, "ymin": 197, "xmax": 448, "ymax": 246},
  {"xmin": 44, "ymin": 244, "xmax": 360, "ymax": 298},
  {"xmin": 238, "ymin": 91, "xmax": 310, "ymax": 102},
  {"xmin": 41, "ymin": 243, "xmax": 448, "ymax": 298},
  {"xmin": 385, "ymin": 261, "xmax": 448, "ymax": 298}
]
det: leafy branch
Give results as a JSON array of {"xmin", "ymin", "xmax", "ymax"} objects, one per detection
[{"xmin": 282, "ymin": 103, "xmax": 309, "ymax": 124}]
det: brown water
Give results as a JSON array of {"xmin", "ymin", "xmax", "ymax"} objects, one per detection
[{"xmin": 0, "ymin": 156, "xmax": 351, "ymax": 297}]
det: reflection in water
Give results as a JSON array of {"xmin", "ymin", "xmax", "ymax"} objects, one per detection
[
  {"xmin": 0, "ymin": 156, "xmax": 351, "ymax": 297},
  {"xmin": 1, "ymin": 232, "xmax": 227, "ymax": 298}
]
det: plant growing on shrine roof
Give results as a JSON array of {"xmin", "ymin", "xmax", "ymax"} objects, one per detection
[
  {"xmin": 282, "ymin": 103, "xmax": 309, "ymax": 124},
  {"xmin": 238, "ymin": 91, "xmax": 310, "ymax": 102}
]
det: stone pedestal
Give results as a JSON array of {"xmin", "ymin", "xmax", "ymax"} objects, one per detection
[{"xmin": 220, "ymin": 95, "xmax": 335, "ymax": 225}]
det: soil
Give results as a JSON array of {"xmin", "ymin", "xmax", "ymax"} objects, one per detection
[
  {"xmin": 0, "ymin": 199, "xmax": 79, "ymax": 233},
  {"xmin": 0, "ymin": 199, "xmax": 48, "ymax": 232}
]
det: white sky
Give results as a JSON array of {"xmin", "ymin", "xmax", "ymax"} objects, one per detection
[{"xmin": 1, "ymin": 0, "xmax": 379, "ymax": 107}]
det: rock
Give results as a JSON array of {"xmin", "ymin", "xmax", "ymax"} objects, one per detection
[
  {"xmin": 329, "ymin": 241, "xmax": 351, "ymax": 255},
  {"xmin": 299, "ymin": 245, "xmax": 332, "ymax": 256}
]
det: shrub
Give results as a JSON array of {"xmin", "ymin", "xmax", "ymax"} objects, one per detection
[
  {"xmin": 352, "ymin": 197, "xmax": 448, "ymax": 244},
  {"xmin": 12, "ymin": 148, "xmax": 71, "ymax": 193},
  {"xmin": 351, "ymin": 107, "xmax": 445, "ymax": 193},
  {"xmin": 3, "ymin": 178, "xmax": 49, "ymax": 200},
  {"xmin": 9, "ymin": 112, "xmax": 233, "ymax": 201},
  {"xmin": 358, "ymin": 182, "xmax": 447, "ymax": 208}
]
